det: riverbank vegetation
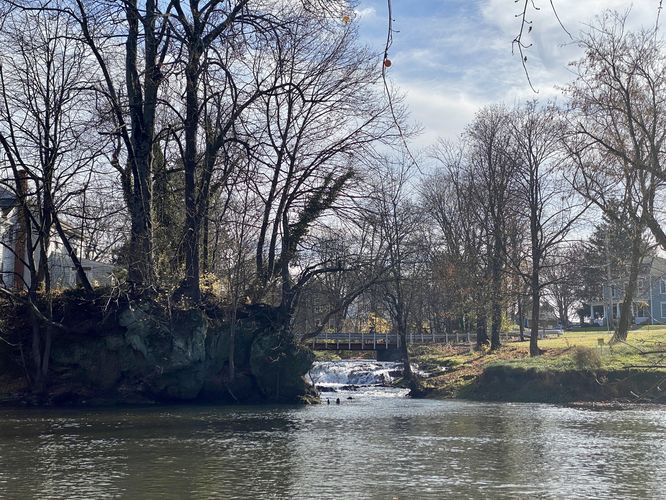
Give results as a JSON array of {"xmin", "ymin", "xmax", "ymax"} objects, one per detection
[
  {"xmin": 2, "ymin": 2, "xmax": 666, "ymax": 404},
  {"xmin": 412, "ymin": 327, "xmax": 666, "ymax": 403},
  {"xmin": 0, "ymin": 1, "xmax": 409, "ymax": 401}
]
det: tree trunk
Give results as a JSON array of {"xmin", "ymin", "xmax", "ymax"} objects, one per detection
[
  {"xmin": 529, "ymin": 284, "xmax": 541, "ymax": 356},
  {"xmin": 529, "ymin": 218, "xmax": 542, "ymax": 356},
  {"xmin": 605, "ymin": 230, "xmax": 614, "ymax": 331},
  {"xmin": 399, "ymin": 330, "xmax": 412, "ymax": 381},
  {"xmin": 557, "ymin": 299, "xmax": 568, "ymax": 329},
  {"xmin": 395, "ymin": 305, "xmax": 413, "ymax": 382},
  {"xmin": 612, "ymin": 228, "xmax": 643, "ymax": 343},
  {"xmin": 475, "ymin": 306, "xmax": 488, "ymax": 348},
  {"xmin": 40, "ymin": 250, "xmax": 54, "ymax": 379},
  {"xmin": 52, "ymin": 213, "xmax": 94, "ymax": 295},
  {"xmin": 490, "ymin": 297, "xmax": 502, "ymax": 350},
  {"xmin": 124, "ymin": 0, "xmax": 157, "ymax": 288},
  {"xmin": 490, "ymin": 233, "xmax": 503, "ymax": 350},
  {"xmin": 181, "ymin": 43, "xmax": 203, "ymax": 302},
  {"xmin": 126, "ymin": 190, "xmax": 154, "ymax": 287},
  {"xmin": 202, "ymin": 208, "xmax": 210, "ymax": 274},
  {"xmin": 529, "ymin": 237, "xmax": 542, "ymax": 356},
  {"xmin": 518, "ymin": 298, "xmax": 525, "ymax": 342}
]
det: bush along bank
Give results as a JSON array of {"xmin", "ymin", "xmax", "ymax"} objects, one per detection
[{"xmin": 0, "ymin": 292, "xmax": 317, "ymax": 406}]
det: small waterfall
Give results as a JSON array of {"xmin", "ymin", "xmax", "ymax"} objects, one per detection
[{"xmin": 308, "ymin": 360, "xmax": 404, "ymax": 390}]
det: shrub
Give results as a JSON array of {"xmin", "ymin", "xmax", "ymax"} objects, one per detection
[{"xmin": 572, "ymin": 346, "xmax": 602, "ymax": 371}]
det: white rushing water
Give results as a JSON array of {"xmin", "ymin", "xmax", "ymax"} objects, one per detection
[{"xmin": 308, "ymin": 360, "xmax": 404, "ymax": 390}]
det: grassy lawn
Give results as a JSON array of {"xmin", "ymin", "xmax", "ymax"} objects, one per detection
[
  {"xmin": 411, "ymin": 326, "xmax": 666, "ymax": 398},
  {"xmin": 503, "ymin": 326, "xmax": 666, "ymax": 371}
]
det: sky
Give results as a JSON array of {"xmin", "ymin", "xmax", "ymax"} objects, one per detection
[{"xmin": 353, "ymin": 0, "xmax": 662, "ymax": 147}]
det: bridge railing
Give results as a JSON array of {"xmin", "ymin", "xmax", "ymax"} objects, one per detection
[{"xmin": 308, "ymin": 327, "xmax": 563, "ymax": 349}]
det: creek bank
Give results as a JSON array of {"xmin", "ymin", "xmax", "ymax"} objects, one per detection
[
  {"xmin": 0, "ymin": 293, "xmax": 316, "ymax": 406},
  {"xmin": 408, "ymin": 343, "xmax": 666, "ymax": 404},
  {"xmin": 450, "ymin": 366, "xmax": 666, "ymax": 404},
  {"xmin": 412, "ymin": 364, "xmax": 666, "ymax": 404}
]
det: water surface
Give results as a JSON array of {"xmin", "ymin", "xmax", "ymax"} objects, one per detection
[{"xmin": 0, "ymin": 383, "xmax": 664, "ymax": 498}]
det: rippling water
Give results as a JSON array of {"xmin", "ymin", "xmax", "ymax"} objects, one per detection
[{"xmin": 0, "ymin": 392, "xmax": 665, "ymax": 498}]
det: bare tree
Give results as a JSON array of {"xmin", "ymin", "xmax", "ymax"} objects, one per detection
[
  {"xmin": 243, "ymin": 13, "xmax": 399, "ymax": 332},
  {"xmin": 294, "ymin": 217, "xmax": 391, "ymax": 342},
  {"xmin": 467, "ymin": 106, "xmax": 517, "ymax": 350},
  {"xmin": 0, "ymin": 7, "xmax": 103, "ymax": 383},
  {"xmin": 426, "ymin": 141, "xmax": 490, "ymax": 348},
  {"xmin": 368, "ymin": 157, "xmax": 425, "ymax": 382},
  {"xmin": 509, "ymin": 101, "xmax": 588, "ymax": 356},
  {"xmin": 566, "ymin": 12, "xmax": 664, "ymax": 341},
  {"xmin": 543, "ymin": 245, "xmax": 585, "ymax": 329}
]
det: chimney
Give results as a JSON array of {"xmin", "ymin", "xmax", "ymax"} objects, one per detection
[
  {"xmin": 12, "ymin": 170, "xmax": 29, "ymax": 290},
  {"xmin": 15, "ymin": 169, "xmax": 28, "ymax": 201}
]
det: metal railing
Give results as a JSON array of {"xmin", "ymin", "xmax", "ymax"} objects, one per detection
[{"xmin": 309, "ymin": 328, "xmax": 563, "ymax": 350}]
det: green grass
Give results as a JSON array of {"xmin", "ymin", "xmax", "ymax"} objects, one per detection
[
  {"xmin": 495, "ymin": 326, "xmax": 666, "ymax": 372},
  {"xmin": 409, "ymin": 344, "xmax": 475, "ymax": 370},
  {"xmin": 411, "ymin": 326, "xmax": 666, "ymax": 375},
  {"xmin": 410, "ymin": 326, "xmax": 666, "ymax": 402}
]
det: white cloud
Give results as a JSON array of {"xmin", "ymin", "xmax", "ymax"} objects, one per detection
[
  {"xmin": 481, "ymin": 0, "xmax": 660, "ymax": 93},
  {"xmin": 483, "ymin": 0, "xmax": 657, "ymax": 35},
  {"xmin": 394, "ymin": 81, "xmax": 485, "ymax": 147},
  {"xmin": 354, "ymin": 7, "xmax": 376, "ymax": 19},
  {"xmin": 360, "ymin": 1, "xmax": 664, "ymax": 146}
]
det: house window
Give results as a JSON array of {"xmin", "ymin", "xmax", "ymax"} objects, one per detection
[
  {"xmin": 661, "ymin": 302, "xmax": 666, "ymax": 318},
  {"xmin": 636, "ymin": 302, "xmax": 649, "ymax": 318},
  {"xmin": 661, "ymin": 280, "xmax": 666, "ymax": 295}
]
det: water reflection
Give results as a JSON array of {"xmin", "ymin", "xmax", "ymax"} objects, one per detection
[{"xmin": 0, "ymin": 398, "xmax": 665, "ymax": 499}]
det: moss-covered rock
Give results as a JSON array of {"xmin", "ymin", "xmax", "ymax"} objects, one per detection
[
  {"xmin": 2, "ymin": 297, "xmax": 317, "ymax": 406},
  {"xmin": 250, "ymin": 333, "xmax": 317, "ymax": 403}
]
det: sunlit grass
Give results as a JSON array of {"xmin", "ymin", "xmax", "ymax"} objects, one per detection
[
  {"xmin": 496, "ymin": 326, "xmax": 666, "ymax": 372},
  {"xmin": 412, "ymin": 326, "xmax": 666, "ymax": 374}
]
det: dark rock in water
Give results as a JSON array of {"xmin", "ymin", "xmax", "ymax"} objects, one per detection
[
  {"xmin": 317, "ymin": 386, "xmax": 337, "ymax": 392},
  {"xmin": 249, "ymin": 332, "xmax": 315, "ymax": 403},
  {"xmin": 408, "ymin": 383, "xmax": 433, "ymax": 398},
  {"xmin": 347, "ymin": 396, "xmax": 354, "ymax": 400},
  {"xmin": 200, "ymin": 372, "xmax": 258, "ymax": 403},
  {"xmin": 339, "ymin": 384, "xmax": 359, "ymax": 391}
]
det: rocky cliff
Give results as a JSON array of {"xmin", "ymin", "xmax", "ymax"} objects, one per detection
[{"xmin": 1, "ymin": 296, "xmax": 317, "ymax": 406}]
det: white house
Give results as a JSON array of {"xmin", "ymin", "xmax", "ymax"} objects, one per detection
[{"xmin": 0, "ymin": 185, "xmax": 114, "ymax": 290}]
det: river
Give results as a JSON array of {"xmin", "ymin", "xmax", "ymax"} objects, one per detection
[{"xmin": 0, "ymin": 361, "xmax": 665, "ymax": 499}]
